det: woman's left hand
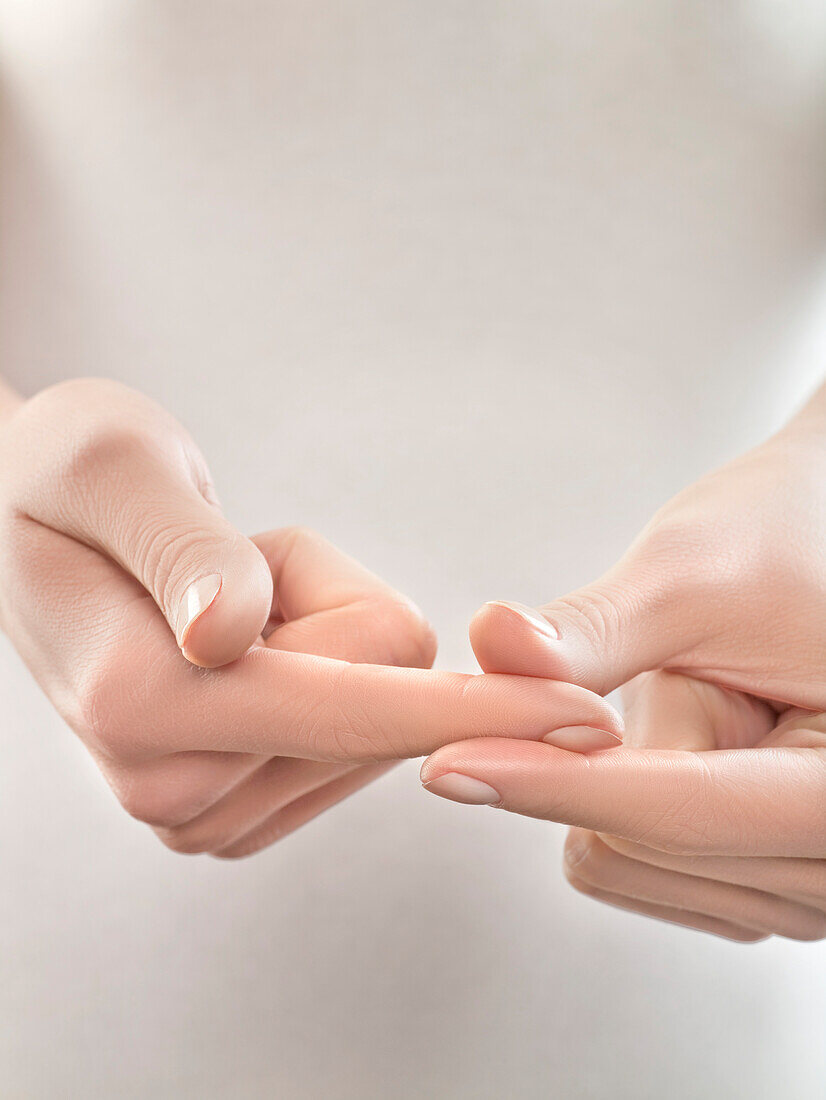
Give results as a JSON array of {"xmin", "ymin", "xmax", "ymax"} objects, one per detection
[
  {"xmin": 421, "ymin": 403, "xmax": 826, "ymax": 941},
  {"xmin": 422, "ymin": 671, "xmax": 826, "ymax": 942}
]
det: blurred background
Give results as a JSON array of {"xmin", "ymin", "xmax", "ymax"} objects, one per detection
[{"xmin": 1, "ymin": 2, "xmax": 826, "ymax": 1096}]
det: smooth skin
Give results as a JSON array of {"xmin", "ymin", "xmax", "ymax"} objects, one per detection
[
  {"xmin": 0, "ymin": 377, "xmax": 621, "ymax": 858},
  {"xmin": 422, "ymin": 382, "xmax": 826, "ymax": 942}
]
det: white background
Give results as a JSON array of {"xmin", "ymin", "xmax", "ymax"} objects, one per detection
[{"xmin": 1, "ymin": 2, "xmax": 826, "ymax": 1096}]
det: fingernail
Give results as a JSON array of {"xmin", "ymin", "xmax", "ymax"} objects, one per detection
[
  {"xmin": 177, "ymin": 574, "xmax": 222, "ymax": 647},
  {"xmin": 422, "ymin": 773, "xmax": 501, "ymax": 805},
  {"xmin": 565, "ymin": 831, "xmax": 592, "ymax": 868},
  {"xmin": 543, "ymin": 725, "xmax": 622, "ymax": 752},
  {"xmin": 488, "ymin": 601, "xmax": 559, "ymax": 640}
]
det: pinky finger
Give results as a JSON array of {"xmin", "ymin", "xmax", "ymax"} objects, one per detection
[{"xmin": 566, "ymin": 872, "xmax": 769, "ymax": 943}]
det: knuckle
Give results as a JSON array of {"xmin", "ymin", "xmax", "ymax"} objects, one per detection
[
  {"xmin": 69, "ymin": 422, "xmax": 155, "ymax": 476},
  {"xmin": 298, "ymin": 664, "xmax": 390, "ymax": 762},
  {"xmin": 71, "ymin": 609, "xmax": 182, "ymax": 761},
  {"xmin": 115, "ymin": 775, "xmax": 206, "ymax": 829},
  {"xmin": 106, "ymin": 749, "xmax": 236, "ymax": 829},
  {"xmin": 551, "ymin": 584, "xmax": 628, "ymax": 649},
  {"xmin": 119, "ymin": 789, "xmax": 173, "ymax": 828},
  {"xmin": 74, "ymin": 655, "xmax": 145, "ymax": 762},
  {"xmin": 633, "ymin": 516, "xmax": 724, "ymax": 602},
  {"xmin": 633, "ymin": 516, "xmax": 696, "ymax": 567},
  {"xmin": 11, "ymin": 379, "xmax": 191, "ymax": 517},
  {"xmin": 47, "ymin": 418, "xmax": 163, "ymax": 497},
  {"xmin": 307, "ymin": 710, "xmax": 385, "ymax": 763},
  {"xmin": 71, "ymin": 615, "xmax": 171, "ymax": 762},
  {"xmin": 621, "ymin": 757, "xmax": 723, "ymax": 856},
  {"xmin": 137, "ymin": 520, "xmax": 214, "ymax": 613}
]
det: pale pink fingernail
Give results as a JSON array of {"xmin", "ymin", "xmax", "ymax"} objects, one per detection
[
  {"xmin": 543, "ymin": 725, "xmax": 622, "ymax": 752},
  {"xmin": 422, "ymin": 773, "xmax": 501, "ymax": 805},
  {"xmin": 564, "ymin": 831, "xmax": 592, "ymax": 868},
  {"xmin": 176, "ymin": 573, "xmax": 222, "ymax": 647},
  {"xmin": 487, "ymin": 601, "xmax": 559, "ymax": 640}
]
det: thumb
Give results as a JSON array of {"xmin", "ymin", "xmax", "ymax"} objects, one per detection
[
  {"xmin": 162, "ymin": 508, "xmax": 274, "ymax": 669},
  {"xmin": 470, "ymin": 557, "xmax": 697, "ymax": 696},
  {"xmin": 13, "ymin": 381, "xmax": 274, "ymax": 668},
  {"xmin": 55, "ymin": 445, "xmax": 272, "ymax": 668},
  {"xmin": 105, "ymin": 469, "xmax": 273, "ymax": 667}
]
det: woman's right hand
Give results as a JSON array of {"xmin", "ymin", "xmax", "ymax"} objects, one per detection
[{"xmin": 0, "ymin": 378, "xmax": 622, "ymax": 856}]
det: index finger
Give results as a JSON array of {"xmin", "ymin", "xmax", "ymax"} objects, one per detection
[
  {"xmin": 98, "ymin": 615, "xmax": 623, "ymax": 763},
  {"xmin": 196, "ymin": 651, "xmax": 622, "ymax": 760},
  {"xmin": 420, "ymin": 739, "xmax": 826, "ymax": 857}
]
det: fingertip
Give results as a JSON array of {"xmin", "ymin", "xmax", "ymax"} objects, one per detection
[
  {"xmin": 520, "ymin": 673, "xmax": 625, "ymax": 740},
  {"xmin": 484, "ymin": 601, "xmax": 559, "ymax": 640},
  {"xmin": 420, "ymin": 747, "xmax": 451, "ymax": 785},
  {"xmin": 470, "ymin": 600, "xmax": 572, "ymax": 679},
  {"xmin": 457, "ymin": 668, "xmax": 624, "ymax": 747},
  {"xmin": 179, "ymin": 545, "xmax": 273, "ymax": 668},
  {"xmin": 421, "ymin": 772, "xmax": 501, "ymax": 805},
  {"xmin": 590, "ymin": 696, "xmax": 625, "ymax": 739},
  {"xmin": 177, "ymin": 573, "xmax": 222, "ymax": 649},
  {"xmin": 420, "ymin": 736, "xmax": 560, "ymax": 787}
]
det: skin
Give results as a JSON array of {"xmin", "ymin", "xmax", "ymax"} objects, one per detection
[
  {"xmin": 0, "ymin": 377, "xmax": 621, "ymax": 858},
  {"xmin": 422, "ymin": 382, "xmax": 826, "ymax": 942}
]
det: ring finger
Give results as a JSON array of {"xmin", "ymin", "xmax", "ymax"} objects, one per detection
[{"xmin": 565, "ymin": 830, "xmax": 826, "ymax": 941}]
